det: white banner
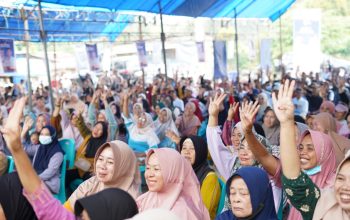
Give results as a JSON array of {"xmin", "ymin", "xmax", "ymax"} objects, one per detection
[
  {"xmin": 86, "ymin": 44, "xmax": 101, "ymax": 71},
  {"xmin": 136, "ymin": 41, "xmax": 148, "ymax": 68},
  {"xmin": 260, "ymin": 39, "xmax": 272, "ymax": 70},
  {"xmin": 293, "ymin": 9, "xmax": 321, "ymax": 73}
]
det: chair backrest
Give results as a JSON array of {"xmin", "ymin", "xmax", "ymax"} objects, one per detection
[
  {"xmin": 216, "ymin": 178, "xmax": 226, "ymax": 215},
  {"xmin": 7, "ymin": 156, "xmax": 15, "ymax": 173},
  {"xmin": 59, "ymin": 139, "xmax": 75, "ymax": 169},
  {"xmin": 54, "ymin": 154, "xmax": 67, "ymax": 204}
]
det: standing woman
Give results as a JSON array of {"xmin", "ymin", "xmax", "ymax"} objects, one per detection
[
  {"xmin": 216, "ymin": 167, "xmax": 278, "ymax": 220},
  {"xmin": 179, "ymin": 136, "xmax": 220, "ymax": 219},
  {"xmin": 154, "ymin": 107, "xmax": 179, "ymax": 148},
  {"xmin": 137, "ymin": 148, "xmax": 210, "ymax": 220},
  {"xmin": 33, "ymin": 125, "xmax": 64, "ymax": 194}
]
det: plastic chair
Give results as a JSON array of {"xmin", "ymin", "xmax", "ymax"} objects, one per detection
[
  {"xmin": 216, "ymin": 178, "xmax": 226, "ymax": 215},
  {"xmin": 7, "ymin": 156, "xmax": 15, "ymax": 173},
  {"xmin": 59, "ymin": 139, "xmax": 75, "ymax": 169},
  {"xmin": 54, "ymin": 155, "xmax": 67, "ymax": 204}
]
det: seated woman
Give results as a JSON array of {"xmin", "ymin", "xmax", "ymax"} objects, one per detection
[
  {"xmin": 64, "ymin": 140, "xmax": 141, "ymax": 212},
  {"xmin": 273, "ymin": 80, "xmax": 350, "ymax": 220},
  {"xmin": 261, "ymin": 107, "xmax": 280, "ymax": 146},
  {"xmin": 123, "ymin": 93, "xmax": 160, "ymax": 153},
  {"xmin": 0, "ymin": 97, "xmax": 139, "ymax": 220},
  {"xmin": 179, "ymin": 136, "xmax": 220, "ymax": 219},
  {"xmin": 136, "ymin": 148, "xmax": 210, "ymax": 220},
  {"xmin": 154, "ymin": 107, "xmax": 179, "ymax": 148},
  {"xmin": 216, "ymin": 167, "xmax": 278, "ymax": 220},
  {"xmin": 175, "ymin": 102, "xmax": 201, "ymax": 137},
  {"xmin": 65, "ymin": 113, "xmax": 108, "ymax": 192},
  {"xmin": 88, "ymin": 90, "xmax": 117, "ymax": 141},
  {"xmin": 33, "ymin": 125, "xmax": 64, "ymax": 194},
  {"xmin": 313, "ymin": 112, "xmax": 350, "ymax": 164}
]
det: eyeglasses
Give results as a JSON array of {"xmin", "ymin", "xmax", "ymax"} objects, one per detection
[{"xmin": 138, "ymin": 117, "xmax": 146, "ymax": 122}]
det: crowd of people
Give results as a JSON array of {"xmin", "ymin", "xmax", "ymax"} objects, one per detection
[{"xmin": 0, "ymin": 68, "xmax": 349, "ymax": 220}]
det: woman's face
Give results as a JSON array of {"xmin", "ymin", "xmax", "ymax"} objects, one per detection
[
  {"xmin": 158, "ymin": 110, "xmax": 168, "ymax": 124},
  {"xmin": 231, "ymin": 128, "xmax": 242, "ymax": 150},
  {"xmin": 229, "ymin": 176, "xmax": 253, "ymax": 218},
  {"xmin": 145, "ymin": 153, "xmax": 164, "ymax": 192},
  {"xmin": 306, "ymin": 117, "xmax": 314, "ymax": 129},
  {"xmin": 181, "ymin": 138, "xmax": 196, "ymax": 165},
  {"xmin": 110, "ymin": 105, "xmax": 117, "ymax": 115},
  {"xmin": 334, "ymin": 161, "xmax": 350, "ymax": 212},
  {"xmin": 71, "ymin": 114, "xmax": 78, "ymax": 127},
  {"xmin": 36, "ymin": 115, "xmax": 47, "ymax": 132},
  {"xmin": 155, "ymin": 106, "xmax": 161, "ymax": 115},
  {"xmin": 184, "ymin": 103, "xmax": 194, "ymax": 116},
  {"xmin": 238, "ymin": 140, "xmax": 255, "ymax": 166},
  {"xmin": 263, "ymin": 110, "xmax": 277, "ymax": 128},
  {"xmin": 335, "ymin": 111, "xmax": 346, "ymax": 121},
  {"xmin": 258, "ymin": 95, "xmax": 265, "ymax": 105},
  {"xmin": 133, "ymin": 104, "xmax": 142, "ymax": 116},
  {"xmin": 298, "ymin": 134, "xmax": 318, "ymax": 170},
  {"xmin": 31, "ymin": 133, "xmax": 39, "ymax": 145},
  {"xmin": 95, "ymin": 147, "xmax": 115, "ymax": 183},
  {"xmin": 40, "ymin": 128, "xmax": 50, "ymax": 136},
  {"xmin": 97, "ymin": 113, "xmax": 106, "ymax": 122},
  {"xmin": 312, "ymin": 120, "xmax": 326, "ymax": 134},
  {"xmin": 320, "ymin": 105, "xmax": 332, "ymax": 114},
  {"xmin": 137, "ymin": 113, "xmax": 147, "ymax": 128},
  {"xmin": 92, "ymin": 123, "xmax": 104, "ymax": 138}
]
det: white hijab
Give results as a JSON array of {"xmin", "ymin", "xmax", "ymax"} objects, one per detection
[
  {"xmin": 129, "ymin": 112, "xmax": 160, "ymax": 147},
  {"xmin": 154, "ymin": 108, "xmax": 180, "ymax": 141}
]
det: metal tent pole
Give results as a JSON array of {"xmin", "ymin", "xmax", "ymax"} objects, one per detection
[
  {"xmin": 158, "ymin": 1, "xmax": 168, "ymax": 84},
  {"xmin": 20, "ymin": 8, "xmax": 33, "ymax": 111},
  {"xmin": 139, "ymin": 15, "xmax": 145, "ymax": 92},
  {"xmin": 279, "ymin": 14, "xmax": 283, "ymax": 67},
  {"xmin": 234, "ymin": 8, "xmax": 240, "ymax": 82},
  {"xmin": 38, "ymin": 0, "xmax": 54, "ymax": 110}
]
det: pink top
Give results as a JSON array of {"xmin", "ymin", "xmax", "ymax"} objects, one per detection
[{"xmin": 23, "ymin": 182, "xmax": 75, "ymax": 220}]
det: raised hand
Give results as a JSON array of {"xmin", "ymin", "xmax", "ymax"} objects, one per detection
[
  {"xmin": 208, "ymin": 93, "xmax": 227, "ymax": 117},
  {"xmin": 23, "ymin": 117, "xmax": 34, "ymax": 131},
  {"xmin": 227, "ymin": 102, "xmax": 239, "ymax": 121},
  {"xmin": 1, "ymin": 97, "xmax": 27, "ymax": 153},
  {"xmin": 239, "ymin": 101, "xmax": 260, "ymax": 133},
  {"xmin": 272, "ymin": 79, "xmax": 295, "ymax": 124},
  {"xmin": 100, "ymin": 92, "xmax": 108, "ymax": 103},
  {"xmin": 165, "ymin": 130, "xmax": 180, "ymax": 144}
]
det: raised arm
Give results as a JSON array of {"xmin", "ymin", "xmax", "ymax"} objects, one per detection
[
  {"xmin": 239, "ymin": 101, "xmax": 279, "ymax": 176},
  {"xmin": 222, "ymin": 103, "xmax": 239, "ymax": 146},
  {"xmin": 122, "ymin": 92, "xmax": 131, "ymax": 118},
  {"xmin": 101, "ymin": 92, "xmax": 118, "ymax": 141},
  {"xmin": 272, "ymin": 80, "xmax": 300, "ymax": 179}
]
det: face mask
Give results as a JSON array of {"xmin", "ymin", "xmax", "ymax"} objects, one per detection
[
  {"xmin": 39, "ymin": 135, "xmax": 52, "ymax": 145},
  {"xmin": 303, "ymin": 165, "xmax": 321, "ymax": 176}
]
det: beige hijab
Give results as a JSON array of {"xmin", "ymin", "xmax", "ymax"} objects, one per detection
[
  {"xmin": 68, "ymin": 140, "xmax": 141, "ymax": 208},
  {"xmin": 313, "ymin": 151, "xmax": 350, "ymax": 220}
]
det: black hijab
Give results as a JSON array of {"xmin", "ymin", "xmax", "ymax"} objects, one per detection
[
  {"xmin": 0, "ymin": 172, "xmax": 38, "ymax": 220},
  {"xmin": 74, "ymin": 188, "xmax": 138, "ymax": 220},
  {"xmin": 33, "ymin": 125, "xmax": 64, "ymax": 174},
  {"xmin": 85, "ymin": 121, "xmax": 108, "ymax": 158},
  {"xmin": 179, "ymin": 136, "xmax": 213, "ymax": 185}
]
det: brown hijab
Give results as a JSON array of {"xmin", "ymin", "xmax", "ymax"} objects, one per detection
[
  {"xmin": 313, "ymin": 151, "xmax": 350, "ymax": 220},
  {"xmin": 68, "ymin": 140, "xmax": 141, "ymax": 209},
  {"xmin": 314, "ymin": 112, "xmax": 350, "ymax": 165}
]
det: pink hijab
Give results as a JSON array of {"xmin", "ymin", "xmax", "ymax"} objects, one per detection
[
  {"xmin": 313, "ymin": 112, "xmax": 350, "ymax": 165},
  {"xmin": 136, "ymin": 148, "xmax": 210, "ymax": 220},
  {"xmin": 288, "ymin": 130, "xmax": 337, "ymax": 220},
  {"xmin": 320, "ymin": 101, "xmax": 335, "ymax": 115}
]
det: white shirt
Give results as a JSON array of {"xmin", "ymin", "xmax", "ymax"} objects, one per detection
[{"xmin": 293, "ymin": 97, "xmax": 309, "ymax": 118}]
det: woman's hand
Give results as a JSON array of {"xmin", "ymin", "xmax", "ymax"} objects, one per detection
[
  {"xmin": 272, "ymin": 79, "xmax": 295, "ymax": 124},
  {"xmin": 240, "ymin": 101, "xmax": 260, "ymax": 134},
  {"xmin": 1, "ymin": 97, "xmax": 27, "ymax": 153},
  {"xmin": 208, "ymin": 93, "xmax": 227, "ymax": 117},
  {"xmin": 227, "ymin": 102, "xmax": 239, "ymax": 121}
]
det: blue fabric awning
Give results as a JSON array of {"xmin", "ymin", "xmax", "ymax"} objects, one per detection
[{"xmin": 24, "ymin": 0, "xmax": 295, "ymax": 21}]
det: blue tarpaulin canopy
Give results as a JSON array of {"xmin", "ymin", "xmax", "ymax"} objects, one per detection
[{"xmin": 0, "ymin": 7, "xmax": 133, "ymax": 42}]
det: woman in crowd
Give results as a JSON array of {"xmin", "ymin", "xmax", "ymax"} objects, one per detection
[
  {"xmin": 65, "ymin": 111, "xmax": 108, "ymax": 190},
  {"xmin": 179, "ymin": 136, "xmax": 220, "ymax": 219},
  {"xmin": 319, "ymin": 100, "xmax": 335, "ymax": 115},
  {"xmin": 216, "ymin": 167, "xmax": 278, "ymax": 220},
  {"xmin": 51, "ymin": 97, "xmax": 83, "ymax": 149},
  {"xmin": 88, "ymin": 90, "xmax": 117, "ymax": 141},
  {"xmin": 0, "ymin": 97, "xmax": 139, "ymax": 220},
  {"xmin": 312, "ymin": 112, "xmax": 350, "ymax": 164},
  {"xmin": 64, "ymin": 140, "xmax": 141, "ymax": 212},
  {"xmin": 123, "ymin": 92, "xmax": 160, "ymax": 152},
  {"xmin": 175, "ymin": 102, "xmax": 201, "ymax": 136},
  {"xmin": 261, "ymin": 107, "xmax": 280, "ymax": 146},
  {"xmin": 256, "ymin": 93, "xmax": 270, "ymax": 122},
  {"xmin": 274, "ymin": 80, "xmax": 350, "ymax": 219},
  {"xmin": 154, "ymin": 107, "xmax": 179, "ymax": 148},
  {"xmin": 33, "ymin": 125, "xmax": 64, "ymax": 194},
  {"xmin": 136, "ymin": 148, "xmax": 210, "ymax": 220}
]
